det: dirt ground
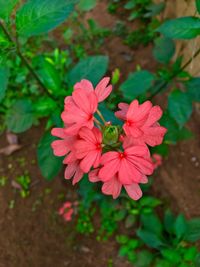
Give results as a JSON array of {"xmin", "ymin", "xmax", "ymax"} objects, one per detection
[{"xmin": 0, "ymin": 1, "xmax": 200, "ymax": 267}]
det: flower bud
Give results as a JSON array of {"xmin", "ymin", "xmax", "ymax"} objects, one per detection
[{"xmin": 103, "ymin": 125, "xmax": 119, "ymax": 145}]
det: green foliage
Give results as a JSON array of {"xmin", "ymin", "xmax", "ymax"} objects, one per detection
[
  {"xmin": 185, "ymin": 218, "xmax": 200, "ymax": 242},
  {"xmin": 0, "ymin": 0, "xmax": 19, "ymax": 19},
  {"xmin": 196, "ymin": 0, "xmax": 200, "ymax": 14},
  {"xmin": 6, "ymin": 99, "xmax": 34, "ymax": 133},
  {"xmin": 0, "ymin": 67, "xmax": 9, "ymax": 102},
  {"xmin": 68, "ymin": 55, "xmax": 109, "ymax": 86},
  {"xmin": 120, "ymin": 70, "xmax": 154, "ymax": 101},
  {"xmin": 157, "ymin": 17, "xmax": 200, "ymax": 39},
  {"xmin": 185, "ymin": 77, "xmax": 200, "ymax": 102},
  {"xmin": 37, "ymin": 132, "xmax": 63, "ymax": 180},
  {"xmin": 16, "ymin": 174, "xmax": 31, "ymax": 198},
  {"xmin": 168, "ymin": 89, "xmax": 193, "ymax": 129},
  {"xmin": 76, "ymin": 204, "xmax": 95, "ymax": 234},
  {"xmin": 16, "ymin": 0, "xmax": 78, "ymax": 37},
  {"xmin": 78, "ymin": 0, "xmax": 96, "ymax": 11},
  {"xmin": 153, "ymin": 36, "xmax": 175, "ymax": 64}
]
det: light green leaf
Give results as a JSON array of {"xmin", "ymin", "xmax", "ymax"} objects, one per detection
[
  {"xmin": 168, "ymin": 89, "xmax": 192, "ymax": 128},
  {"xmin": 120, "ymin": 70, "xmax": 154, "ymax": 100},
  {"xmin": 78, "ymin": 0, "xmax": 96, "ymax": 11},
  {"xmin": 0, "ymin": 0, "xmax": 18, "ymax": 19},
  {"xmin": 153, "ymin": 36, "xmax": 175, "ymax": 64},
  {"xmin": 33, "ymin": 96, "xmax": 57, "ymax": 117},
  {"xmin": 161, "ymin": 249, "xmax": 181, "ymax": 263},
  {"xmin": 0, "ymin": 67, "xmax": 9, "ymax": 102},
  {"xmin": 185, "ymin": 77, "xmax": 200, "ymax": 102},
  {"xmin": 68, "ymin": 55, "xmax": 108, "ymax": 86},
  {"xmin": 6, "ymin": 99, "xmax": 33, "ymax": 133},
  {"xmin": 157, "ymin": 17, "xmax": 200, "ymax": 39},
  {"xmin": 16, "ymin": 0, "xmax": 78, "ymax": 37},
  {"xmin": 37, "ymin": 131, "xmax": 63, "ymax": 180}
]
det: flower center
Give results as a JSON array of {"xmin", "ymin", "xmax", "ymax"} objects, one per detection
[
  {"xmin": 88, "ymin": 114, "xmax": 93, "ymax": 121},
  {"xmin": 119, "ymin": 152, "xmax": 126, "ymax": 159},
  {"xmin": 96, "ymin": 143, "xmax": 102, "ymax": 150},
  {"xmin": 126, "ymin": 120, "xmax": 132, "ymax": 126}
]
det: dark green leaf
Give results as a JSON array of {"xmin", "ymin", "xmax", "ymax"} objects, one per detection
[
  {"xmin": 140, "ymin": 213, "xmax": 163, "ymax": 236},
  {"xmin": 153, "ymin": 36, "xmax": 175, "ymax": 64},
  {"xmin": 68, "ymin": 55, "xmax": 108, "ymax": 86},
  {"xmin": 135, "ymin": 250, "xmax": 153, "ymax": 267},
  {"xmin": 0, "ymin": 0, "xmax": 18, "ymax": 19},
  {"xmin": 144, "ymin": 2, "xmax": 165, "ymax": 18},
  {"xmin": 37, "ymin": 131, "xmax": 63, "ymax": 180},
  {"xmin": 168, "ymin": 89, "xmax": 192, "ymax": 128},
  {"xmin": 164, "ymin": 210, "xmax": 176, "ymax": 234},
  {"xmin": 151, "ymin": 143, "xmax": 169, "ymax": 157},
  {"xmin": 196, "ymin": 0, "xmax": 200, "ymax": 14},
  {"xmin": 185, "ymin": 218, "xmax": 200, "ymax": 242},
  {"xmin": 16, "ymin": 0, "xmax": 78, "ymax": 37},
  {"xmin": 157, "ymin": 17, "xmax": 200, "ymax": 39},
  {"xmin": 6, "ymin": 99, "xmax": 33, "ymax": 133},
  {"xmin": 195, "ymin": 253, "xmax": 200, "ymax": 267},
  {"xmin": 137, "ymin": 229, "xmax": 164, "ymax": 249},
  {"xmin": 78, "ymin": 0, "xmax": 96, "ymax": 11},
  {"xmin": 0, "ymin": 67, "xmax": 9, "ymax": 102},
  {"xmin": 161, "ymin": 249, "xmax": 181, "ymax": 263},
  {"xmin": 174, "ymin": 214, "xmax": 188, "ymax": 239},
  {"xmin": 98, "ymin": 102, "xmax": 121, "ymax": 125},
  {"xmin": 185, "ymin": 77, "xmax": 200, "ymax": 102},
  {"xmin": 120, "ymin": 70, "xmax": 154, "ymax": 100}
]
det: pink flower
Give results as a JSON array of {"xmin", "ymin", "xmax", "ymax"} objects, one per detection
[
  {"xmin": 74, "ymin": 77, "xmax": 112, "ymax": 102},
  {"xmin": 152, "ymin": 153, "xmax": 163, "ymax": 170},
  {"xmin": 115, "ymin": 100, "xmax": 167, "ymax": 147},
  {"xmin": 75, "ymin": 127, "xmax": 102, "ymax": 173},
  {"xmin": 99, "ymin": 143, "xmax": 153, "ymax": 185},
  {"xmin": 59, "ymin": 201, "xmax": 74, "ymax": 222}
]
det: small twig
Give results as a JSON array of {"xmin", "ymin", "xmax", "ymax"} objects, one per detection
[{"xmin": 97, "ymin": 109, "xmax": 107, "ymax": 124}]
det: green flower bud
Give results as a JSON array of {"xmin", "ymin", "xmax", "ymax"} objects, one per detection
[{"xmin": 103, "ymin": 125, "xmax": 119, "ymax": 145}]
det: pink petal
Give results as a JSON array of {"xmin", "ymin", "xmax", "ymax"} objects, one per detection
[
  {"xmin": 125, "ymin": 145, "xmax": 149, "ymax": 157},
  {"xmin": 51, "ymin": 140, "xmax": 70, "ymax": 156},
  {"xmin": 64, "ymin": 162, "xmax": 78, "ymax": 180},
  {"xmin": 74, "ymin": 79, "xmax": 94, "ymax": 92},
  {"xmin": 89, "ymin": 169, "xmax": 100, "ymax": 182},
  {"xmin": 100, "ymin": 151, "xmax": 119, "ymax": 165},
  {"xmin": 124, "ymin": 183, "xmax": 142, "ymax": 200},
  {"xmin": 99, "ymin": 158, "xmax": 120, "ymax": 181},
  {"xmin": 80, "ymin": 151, "xmax": 97, "ymax": 173},
  {"xmin": 126, "ymin": 100, "xmax": 139, "ymax": 120},
  {"xmin": 102, "ymin": 176, "xmax": 122, "ymax": 199},
  {"xmin": 72, "ymin": 168, "xmax": 84, "ymax": 185},
  {"xmin": 95, "ymin": 77, "xmax": 112, "ymax": 102},
  {"xmin": 51, "ymin": 128, "xmax": 66, "ymax": 139},
  {"xmin": 145, "ymin": 106, "xmax": 163, "ymax": 126}
]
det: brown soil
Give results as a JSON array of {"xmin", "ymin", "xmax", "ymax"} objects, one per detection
[{"xmin": 1, "ymin": 1, "xmax": 200, "ymax": 267}]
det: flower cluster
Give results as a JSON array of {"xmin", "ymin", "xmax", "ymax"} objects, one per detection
[{"xmin": 51, "ymin": 77, "xmax": 167, "ymax": 200}]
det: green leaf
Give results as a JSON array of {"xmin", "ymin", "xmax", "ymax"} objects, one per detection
[
  {"xmin": 0, "ymin": 67, "xmax": 9, "ymax": 102},
  {"xmin": 161, "ymin": 249, "xmax": 181, "ymax": 263},
  {"xmin": 140, "ymin": 213, "xmax": 163, "ymax": 236},
  {"xmin": 174, "ymin": 214, "xmax": 188, "ymax": 239},
  {"xmin": 16, "ymin": 0, "xmax": 78, "ymax": 37},
  {"xmin": 68, "ymin": 55, "xmax": 108, "ymax": 86},
  {"xmin": 185, "ymin": 77, "xmax": 200, "ymax": 102},
  {"xmin": 151, "ymin": 143, "xmax": 169, "ymax": 157},
  {"xmin": 183, "ymin": 246, "xmax": 198, "ymax": 261},
  {"xmin": 160, "ymin": 112, "xmax": 193, "ymax": 144},
  {"xmin": 116, "ymin": 235, "xmax": 129, "ymax": 245},
  {"xmin": 0, "ymin": 0, "xmax": 18, "ymax": 19},
  {"xmin": 78, "ymin": 0, "xmax": 96, "ymax": 11},
  {"xmin": 153, "ymin": 36, "xmax": 175, "ymax": 64},
  {"xmin": 164, "ymin": 210, "xmax": 176, "ymax": 234},
  {"xmin": 185, "ymin": 218, "xmax": 200, "ymax": 242},
  {"xmin": 37, "ymin": 58, "xmax": 62, "ymax": 95},
  {"xmin": 125, "ymin": 214, "xmax": 136, "ymax": 228},
  {"xmin": 98, "ymin": 102, "xmax": 121, "ymax": 125},
  {"xmin": 196, "ymin": 0, "xmax": 200, "ymax": 14},
  {"xmin": 168, "ymin": 89, "xmax": 192, "ymax": 128},
  {"xmin": 120, "ymin": 70, "xmax": 154, "ymax": 100},
  {"xmin": 137, "ymin": 229, "xmax": 164, "ymax": 249},
  {"xmin": 195, "ymin": 253, "xmax": 200, "ymax": 267},
  {"xmin": 157, "ymin": 16, "xmax": 200, "ymax": 39},
  {"xmin": 6, "ymin": 99, "xmax": 33, "ymax": 133},
  {"xmin": 37, "ymin": 131, "xmax": 63, "ymax": 180},
  {"xmin": 140, "ymin": 196, "xmax": 162, "ymax": 208},
  {"xmin": 144, "ymin": 2, "xmax": 165, "ymax": 18},
  {"xmin": 135, "ymin": 250, "xmax": 153, "ymax": 267},
  {"xmin": 33, "ymin": 96, "xmax": 57, "ymax": 117}
]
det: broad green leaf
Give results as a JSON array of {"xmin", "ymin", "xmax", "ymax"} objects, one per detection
[
  {"xmin": 16, "ymin": 0, "xmax": 78, "ymax": 37},
  {"xmin": 137, "ymin": 229, "xmax": 164, "ymax": 249},
  {"xmin": 160, "ymin": 112, "xmax": 193, "ymax": 144},
  {"xmin": 135, "ymin": 250, "xmax": 153, "ymax": 267},
  {"xmin": 196, "ymin": 0, "xmax": 200, "ymax": 14},
  {"xmin": 183, "ymin": 246, "xmax": 198, "ymax": 261},
  {"xmin": 185, "ymin": 218, "xmax": 200, "ymax": 242},
  {"xmin": 153, "ymin": 36, "xmax": 175, "ymax": 64},
  {"xmin": 164, "ymin": 210, "xmax": 176, "ymax": 234},
  {"xmin": 157, "ymin": 17, "xmax": 200, "ymax": 39},
  {"xmin": 0, "ymin": 67, "xmax": 9, "ymax": 102},
  {"xmin": 68, "ymin": 55, "xmax": 108, "ymax": 86},
  {"xmin": 140, "ymin": 213, "xmax": 163, "ymax": 236},
  {"xmin": 161, "ymin": 249, "xmax": 181, "ymax": 263},
  {"xmin": 168, "ymin": 89, "xmax": 192, "ymax": 128},
  {"xmin": 120, "ymin": 70, "xmax": 154, "ymax": 100},
  {"xmin": 151, "ymin": 143, "xmax": 169, "ymax": 157},
  {"xmin": 0, "ymin": 0, "xmax": 18, "ymax": 19},
  {"xmin": 174, "ymin": 214, "xmax": 188, "ymax": 239},
  {"xmin": 98, "ymin": 102, "xmax": 121, "ymax": 125},
  {"xmin": 185, "ymin": 77, "xmax": 200, "ymax": 102},
  {"xmin": 6, "ymin": 99, "xmax": 33, "ymax": 133},
  {"xmin": 78, "ymin": 0, "xmax": 96, "ymax": 11},
  {"xmin": 37, "ymin": 58, "xmax": 62, "ymax": 95},
  {"xmin": 37, "ymin": 132, "xmax": 63, "ymax": 180}
]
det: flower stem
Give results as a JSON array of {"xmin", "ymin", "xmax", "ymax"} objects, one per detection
[
  {"xmin": 97, "ymin": 109, "xmax": 107, "ymax": 124},
  {"xmin": 94, "ymin": 117, "xmax": 103, "ymax": 127}
]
